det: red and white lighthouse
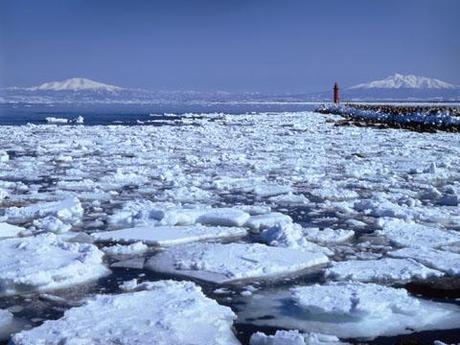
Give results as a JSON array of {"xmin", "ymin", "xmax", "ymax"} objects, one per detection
[{"xmin": 333, "ymin": 82, "xmax": 340, "ymax": 104}]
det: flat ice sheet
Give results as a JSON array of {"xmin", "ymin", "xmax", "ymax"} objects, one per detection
[
  {"xmin": 146, "ymin": 242, "xmax": 328, "ymax": 284},
  {"xmin": 0, "ymin": 223, "xmax": 24, "ymax": 239},
  {"xmin": 0, "ymin": 233, "xmax": 110, "ymax": 296},
  {"xmin": 389, "ymin": 247, "xmax": 460, "ymax": 275},
  {"xmin": 325, "ymin": 258, "xmax": 443, "ymax": 283},
  {"xmin": 11, "ymin": 280, "xmax": 240, "ymax": 345},
  {"xmin": 377, "ymin": 220, "xmax": 460, "ymax": 248},
  {"xmin": 237, "ymin": 282, "xmax": 460, "ymax": 339},
  {"xmin": 93, "ymin": 225, "xmax": 247, "ymax": 246}
]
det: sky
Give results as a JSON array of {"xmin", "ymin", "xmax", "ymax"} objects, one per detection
[{"xmin": 0, "ymin": 0, "xmax": 459, "ymax": 93}]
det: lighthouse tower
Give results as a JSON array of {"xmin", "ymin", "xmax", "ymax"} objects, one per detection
[{"xmin": 333, "ymin": 82, "xmax": 340, "ymax": 104}]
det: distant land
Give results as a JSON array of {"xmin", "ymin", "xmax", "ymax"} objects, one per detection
[{"xmin": 1, "ymin": 74, "xmax": 459, "ymax": 104}]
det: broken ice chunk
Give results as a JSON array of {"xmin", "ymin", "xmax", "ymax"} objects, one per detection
[
  {"xmin": 5, "ymin": 197, "xmax": 83, "ymax": 225},
  {"xmin": 260, "ymin": 223, "xmax": 332, "ymax": 256},
  {"xmin": 11, "ymin": 280, "xmax": 241, "ymax": 345},
  {"xmin": 377, "ymin": 219, "xmax": 460, "ymax": 248},
  {"xmin": 196, "ymin": 208, "xmax": 250, "ymax": 227},
  {"xmin": 0, "ymin": 223, "xmax": 25, "ymax": 239},
  {"xmin": 32, "ymin": 216, "xmax": 72, "ymax": 233},
  {"xmin": 146, "ymin": 242, "xmax": 328, "ymax": 284},
  {"xmin": 245, "ymin": 212, "xmax": 293, "ymax": 231},
  {"xmin": 250, "ymin": 330, "xmax": 348, "ymax": 345},
  {"xmin": 94, "ymin": 225, "xmax": 247, "ymax": 246},
  {"xmin": 0, "ymin": 233, "xmax": 110, "ymax": 296},
  {"xmin": 304, "ymin": 228, "xmax": 355, "ymax": 244},
  {"xmin": 237, "ymin": 281, "xmax": 460, "ymax": 339},
  {"xmin": 389, "ymin": 247, "xmax": 460, "ymax": 275},
  {"xmin": 325, "ymin": 258, "xmax": 444, "ymax": 283},
  {"xmin": 102, "ymin": 241, "xmax": 149, "ymax": 255}
]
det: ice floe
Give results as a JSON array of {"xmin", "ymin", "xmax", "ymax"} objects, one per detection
[
  {"xmin": 377, "ymin": 219, "xmax": 460, "ymax": 248},
  {"xmin": 0, "ymin": 223, "xmax": 25, "ymax": 239},
  {"xmin": 146, "ymin": 242, "xmax": 328, "ymax": 283},
  {"xmin": 0, "ymin": 310, "xmax": 14, "ymax": 340},
  {"xmin": 389, "ymin": 247, "xmax": 460, "ymax": 275},
  {"xmin": 250, "ymin": 330, "xmax": 348, "ymax": 345},
  {"xmin": 102, "ymin": 241, "xmax": 149, "ymax": 255},
  {"xmin": 109, "ymin": 202, "xmax": 250, "ymax": 228},
  {"xmin": 260, "ymin": 223, "xmax": 332, "ymax": 255},
  {"xmin": 245, "ymin": 212, "xmax": 293, "ymax": 231},
  {"xmin": 238, "ymin": 282, "xmax": 460, "ymax": 339},
  {"xmin": 0, "ymin": 233, "xmax": 109, "ymax": 296},
  {"xmin": 94, "ymin": 225, "xmax": 247, "ymax": 246},
  {"xmin": 5, "ymin": 197, "xmax": 83, "ymax": 227},
  {"xmin": 325, "ymin": 258, "xmax": 443, "ymax": 283},
  {"xmin": 304, "ymin": 228, "xmax": 355, "ymax": 244},
  {"xmin": 11, "ymin": 280, "xmax": 240, "ymax": 345}
]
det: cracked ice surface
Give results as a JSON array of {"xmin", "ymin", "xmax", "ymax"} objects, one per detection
[{"xmin": 11, "ymin": 280, "xmax": 241, "ymax": 345}]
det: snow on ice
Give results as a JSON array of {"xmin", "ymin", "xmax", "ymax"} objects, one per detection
[
  {"xmin": 250, "ymin": 330, "xmax": 348, "ymax": 345},
  {"xmin": 4, "ymin": 197, "xmax": 83, "ymax": 228},
  {"xmin": 0, "ymin": 223, "xmax": 25, "ymax": 239},
  {"xmin": 0, "ymin": 233, "xmax": 109, "ymax": 296},
  {"xmin": 10, "ymin": 280, "xmax": 241, "ymax": 345},
  {"xmin": 389, "ymin": 247, "xmax": 460, "ymax": 275},
  {"xmin": 237, "ymin": 282, "xmax": 460, "ymax": 339},
  {"xmin": 94, "ymin": 225, "xmax": 247, "ymax": 246},
  {"xmin": 325, "ymin": 257, "xmax": 444, "ymax": 283},
  {"xmin": 1, "ymin": 110, "xmax": 460, "ymax": 342},
  {"xmin": 146, "ymin": 242, "xmax": 328, "ymax": 283}
]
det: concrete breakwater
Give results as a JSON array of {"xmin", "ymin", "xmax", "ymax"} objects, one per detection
[{"xmin": 316, "ymin": 103, "xmax": 460, "ymax": 133}]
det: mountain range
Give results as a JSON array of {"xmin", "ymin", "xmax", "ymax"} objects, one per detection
[{"xmin": 1, "ymin": 74, "xmax": 459, "ymax": 104}]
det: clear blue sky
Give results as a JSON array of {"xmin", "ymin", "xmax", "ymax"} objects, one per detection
[{"xmin": 0, "ymin": 0, "xmax": 459, "ymax": 92}]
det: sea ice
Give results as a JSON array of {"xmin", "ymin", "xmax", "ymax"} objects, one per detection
[
  {"xmin": 0, "ymin": 150, "xmax": 9, "ymax": 162},
  {"xmin": 245, "ymin": 212, "xmax": 293, "ymax": 231},
  {"xmin": 389, "ymin": 247, "xmax": 460, "ymax": 275},
  {"xmin": 238, "ymin": 282, "xmax": 460, "ymax": 339},
  {"xmin": 45, "ymin": 117, "xmax": 69, "ymax": 124},
  {"xmin": 260, "ymin": 223, "xmax": 332, "ymax": 255},
  {"xmin": 325, "ymin": 258, "xmax": 443, "ymax": 282},
  {"xmin": 146, "ymin": 242, "xmax": 328, "ymax": 283},
  {"xmin": 32, "ymin": 216, "xmax": 72, "ymax": 233},
  {"xmin": 109, "ymin": 202, "xmax": 250, "ymax": 228},
  {"xmin": 102, "ymin": 241, "xmax": 149, "ymax": 255},
  {"xmin": 11, "ymin": 280, "xmax": 241, "ymax": 345},
  {"xmin": 250, "ymin": 330, "xmax": 348, "ymax": 345},
  {"xmin": 0, "ymin": 310, "xmax": 13, "ymax": 337},
  {"xmin": 94, "ymin": 225, "xmax": 247, "ymax": 246},
  {"xmin": 5, "ymin": 197, "xmax": 83, "ymax": 226},
  {"xmin": 377, "ymin": 219, "xmax": 460, "ymax": 248},
  {"xmin": 304, "ymin": 228, "xmax": 355, "ymax": 244},
  {"xmin": 196, "ymin": 208, "xmax": 250, "ymax": 227},
  {"xmin": 0, "ymin": 223, "xmax": 24, "ymax": 239},
  {"xmin": 0, "ymin": 233, "xmax": 109, "ymax": 296}
]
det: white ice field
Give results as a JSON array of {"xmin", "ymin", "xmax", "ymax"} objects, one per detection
[{"xmin": 0, "ymin": 111, "xmax": 460, "ymax": 344}]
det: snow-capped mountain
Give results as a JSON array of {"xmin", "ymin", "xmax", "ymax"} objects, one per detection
[
  {"xmin": 320, "ymin": 74, "xmax": 460, "ymax": 101},
  {"xmin": 350, "ymin": 74, "xmax": 457, "ymax": 90},
  {"xmin": 28, "ymin": 78, "xmax": 123, "ymax": 92},
  {"xmin": 0, "ymin": 77, "xmax": 265, "ymax": 104}
]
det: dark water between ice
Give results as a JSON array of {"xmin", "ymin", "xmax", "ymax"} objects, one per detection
[{"xmin": 0, "ymin": 102, "xmax": 319, "ymax": 125}]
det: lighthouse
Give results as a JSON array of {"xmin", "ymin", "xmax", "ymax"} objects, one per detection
[{"xmin": 333, "ymin": 82, "xmax": 340, "ymax": 104}]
